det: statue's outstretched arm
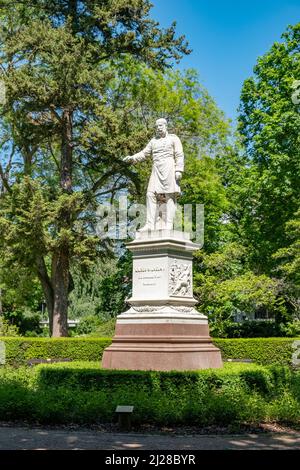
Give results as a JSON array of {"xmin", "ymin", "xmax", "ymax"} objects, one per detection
[{"xmin": 123, "ymin": 140, "xmax": 152, "ymax": 163}]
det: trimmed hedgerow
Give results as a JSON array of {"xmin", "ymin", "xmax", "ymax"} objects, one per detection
[
  {"xmin": 0, "ymin": 337, "xmax": 111, "ymax": 366},
  {"xmin": 0, "ymin": 336, "xmax": 298, "ymax": 367},
  {"xmin": 36, "ymin": 361, "xmax": 292, "ymax": 396},
  {"xmin": 214, "ymin": 338, "xmax": 298, "ymax": 366},
  {"xmin": 0, "ymin": 362, "xmax": 299, "ymax": 426}
]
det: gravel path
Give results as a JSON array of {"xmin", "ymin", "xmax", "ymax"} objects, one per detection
[{"xmin": 0, "ymin": 425, "xmax": 300, "ymax": 450}]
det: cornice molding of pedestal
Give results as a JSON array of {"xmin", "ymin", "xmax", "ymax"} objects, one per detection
[
  {"xmin": 127, "ymin": 296, "xmax": 198, "ymax": 306},
  {"xmin": 116, "ymin": 306, "xmax": 208, "ymax": 324},
  {"xmin": 126, "ymin": 230, "xmax": 200, "ymax": 254}
]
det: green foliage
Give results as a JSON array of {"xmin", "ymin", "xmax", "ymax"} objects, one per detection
[
  {"xmin": 194, "ymin": 243, "xmax": 288, "ymax": 330},
  {"xmin": 69, "ymin": 253, "xmax": 131, "ymax": 320},
  {"xmin": 0, "ymin": 0, "xmax": 190, "ymax": 336},
  {"xmin": 211, "ymin": 320, "xmax": 300, "ymax": 338},
  {"xmin": 180, "ymin": 155, "xmax": 229, "ymax": 252},
  {"xmin": 214, "ymin": 338, "xmax": 297, "ymax": 366},
  {"xmin": 37, "ymin": 361, "xmax": 289, "ymax": 396},
  {"xmin": 238, "ymin": 23, "xmax": 300, "ymax": 273},
  {"xmin": 87, "ymin": 318, "xmax": 117, "ymax": 337},
  {"xmin": 0, "ymin": 362, "xmax": 299, "ymax": 426},
  {"xmin": 3, "ymin": 308, "xmax": 42, "ymax": 336},
  {"xmin": 280, "ymin": 321, "xmax": 300, "ymax": 337},
  {"xmin": 0, "ymin": 178, "xmax": 97, "ymax": 272},
  {"xmin": 0, "ymin": 318, "xmax": 19, "ymax": 337},
  {"xmin": 0, "ymin": 337, "xmax": 111, "ymax": 366},
  {"xmin": 75, "ymin": 316, "xmax": 103, "ymax": 335},
  {"xmin": 69, "ymin": 260, "xmax": 116, "ymax": 319},
  {"xmin": 0, "ymin": 262, "xmax": 43, "ymax": 316},
  {"xmin": 0, "ymin": 336, "xmax": 297, "ymax": 366},
  {"xmin": 0, "ymin": 48, "xmax": 231, "ymax": 335},
  {"xmin": 273, "ymin": 209, "xmax": 300, "ymax": 319},
  {"xmin": 1, "ymin": 9, "xmax": 299, "ymax": 334},
  {"xmin": 193, "ymin": 21, "xmax": 300, "ymax": 327},
  {"xmin": 273, "ymin": 209, "xmax": 300, "ymax": 286}
]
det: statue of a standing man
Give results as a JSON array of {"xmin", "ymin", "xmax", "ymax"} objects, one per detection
[{"xmin": 123, "ymin": 118, "xmax": 184, "ymax": 231}]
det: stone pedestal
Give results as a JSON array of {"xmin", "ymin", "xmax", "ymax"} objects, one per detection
[{"xmin": 102, "ymin": 230, "xmax": 222, "ymax": 371}]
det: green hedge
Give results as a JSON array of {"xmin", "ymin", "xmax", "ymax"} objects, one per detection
[
  {"xmin": 0, "ymin": 362, "xmax": 299, "ymax": 426},
  {"xmin": 0, "ymin": 337, "xmax": 111, "ymax": 366},
  {"xmin": 214, "ymin": 338, "xmax": 298, "ymax": 366},
  {"xmin": 0, "ymin": 336, "xmax": 299, "ymax": 366},
  {"xmin": 36, "ymin": 361, "xmax": 291, "ymax": 396}
]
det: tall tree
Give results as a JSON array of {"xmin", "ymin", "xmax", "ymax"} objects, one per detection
[
  {"xmin": 0, "ymin": 0, "xmax": 190, "ymax": 336},
  {"xmin": 273, "ymin": 208, "xmax": 300, "ymax": 318},
  {"xmin": 238, "ymin": 23, "xmax": 300, "ymax": 272}
]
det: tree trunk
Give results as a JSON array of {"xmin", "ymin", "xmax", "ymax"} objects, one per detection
[
  {"xmin": 61, "ymin": 107, "xmax": 73, "ymax": 192},
  {"xmin": 50, "ymin": 107, "xmax": 73, "ymax": 337},
  {"xmin": 51, "ymin": 251, "xmax": 69, "ymax": 337},
  {"xmin": 36, "ymin": 255, "xmax": 54, "ymax": 336}
]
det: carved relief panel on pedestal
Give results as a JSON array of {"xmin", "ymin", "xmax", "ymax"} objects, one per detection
[{"xmin": 168, "ymin": 260, "xmax": 192, "ymax": 297}]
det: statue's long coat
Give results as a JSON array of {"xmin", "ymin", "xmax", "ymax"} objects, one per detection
[{"xmin": 131, "ymin": 133, "xmax": 184, "ymax": 195}]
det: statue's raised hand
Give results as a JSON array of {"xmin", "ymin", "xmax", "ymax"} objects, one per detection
[{"xmin": 123, "ymin": 156, "xmax": 132, "ymax": 162}]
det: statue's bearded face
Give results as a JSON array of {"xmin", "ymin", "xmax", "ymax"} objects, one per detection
[{"xmin": 155, "ymin": 121, "xmax": 167, "ymax": 137}]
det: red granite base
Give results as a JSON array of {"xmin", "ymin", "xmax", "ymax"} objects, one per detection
[{"xmin": 102, "ymin": 320, "xmax": 223, "ymax": 371}]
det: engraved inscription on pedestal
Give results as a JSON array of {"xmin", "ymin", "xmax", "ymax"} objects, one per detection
[
  {"xmin": 169, "ymin": 260, "xmax": 192, "ymax": 297},
  {"xmin": 135, "ymin": 267, "xmax": 165, "ymax": 287},
  {"xmin": 132, "ymin": 258, "xmax": 168, "ymax": 299}
]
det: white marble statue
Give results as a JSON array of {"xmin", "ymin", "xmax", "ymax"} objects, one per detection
[{"xmin": 123, "ymin": 118, "xmax": 184, "ymax": 231}]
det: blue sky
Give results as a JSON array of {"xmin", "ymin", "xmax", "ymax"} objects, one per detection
[{"xmin": 152, "ymin": 0, "xmax": 300, "ymax": 122}]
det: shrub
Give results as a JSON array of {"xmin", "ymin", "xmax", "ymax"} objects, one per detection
[
  {"xmin": 0, "ymin": 318, "xmax": 19, "ymax": 337},
  {"xmin": 3, "ymin": 309, "xmax": 43, "ymax": 336},
  {"xmin": 194, "ymin": 246, "xmax": 288, "ymax": 329},
  {"xmin": 0, "ymin": 363, "xmax": 297, "ymax": 426},
  {"xmin": 88, "ymin": 318, "xmax": 117, "ymax": 337},
  {"xmin": 0, "ymin": 337, "xmax": 111, "ymax": 366},
  {"xmin": 35, "ymin": 362, "xmax": 293, "ymax": 426},
  {"xmin": 0, "ymin": 336, "xmax": 298, "ymax": 367},
  {"xmin": 75, "ymin": 315, "xmax": 103, "ymax": 335},
  {"xmin": 214, "ymin": 337, "xmax": 298, "ymax": 366},
  {"xmin": 37, "ymin": 361, "xmax": 291, "ymax": 394},
  {"xmin": 280, "ymin": 321, "xmax": 300, "ymax": 338},
  {"xmin": 210, "ymin": 320, "xmax": 300, "ymax": 338}
]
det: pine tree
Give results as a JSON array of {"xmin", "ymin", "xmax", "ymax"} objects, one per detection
[{"xmin": 0, "ymin": 0, "xmax": 190, "ymax": 336}]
